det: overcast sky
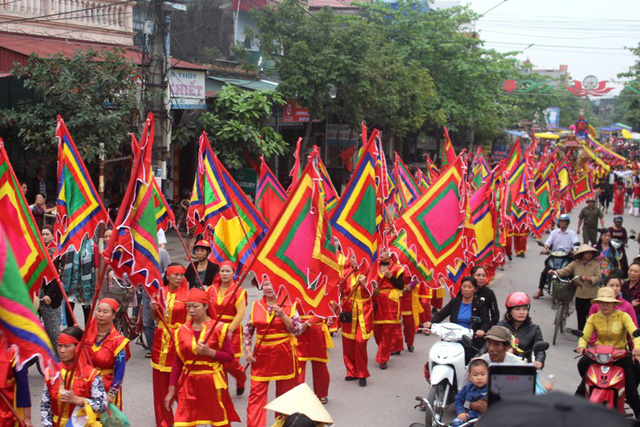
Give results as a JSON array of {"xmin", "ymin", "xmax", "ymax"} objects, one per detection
[{"xmin": 465, "ymin": 0, "xmax": 639, "ymax": 95}]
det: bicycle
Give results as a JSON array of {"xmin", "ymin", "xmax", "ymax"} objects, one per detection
[
  {"xmin": 103, "ymin": 273, "xmax": 145, "ymax": 344},
  {"xmin": 546, "ymin": 273, "xmax": 580, "ymax": 345}
]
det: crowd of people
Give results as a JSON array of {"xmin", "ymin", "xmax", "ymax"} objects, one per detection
[{"xmin": 6, "ymin": 166, "xmax": 640, "ymax": 425}]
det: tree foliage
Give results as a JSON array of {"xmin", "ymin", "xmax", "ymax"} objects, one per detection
[
  {"xmin": 175, "ymin": 85, "xmax": 288, "ymax": 170},
  {"xmin": 613, "ymin": 43, "xmax": 640, "ymax": 130},
  {"xmin": 5, "ymin": 48, "xmax": 141, "ymax": 162}
]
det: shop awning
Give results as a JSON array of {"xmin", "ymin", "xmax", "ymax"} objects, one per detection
[
  {"xmin": 534, "ymin": 132, "xmax": 559, "ymax": 140},
  {"xmin": 207, "ymin": 76, "xmax": 278, "ymax": 93}
]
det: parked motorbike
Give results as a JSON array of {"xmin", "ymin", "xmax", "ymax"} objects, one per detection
[
  {"xmin": 416, "ymin": 322, "xmax": 479, "ymax": 427},
  {"xmin": 571, "ymin": 329, "xmax": 640, "ymax": 416}
]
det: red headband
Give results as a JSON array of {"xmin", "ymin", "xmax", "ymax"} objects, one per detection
[
  {"xmin": 166, "ymin": 265, "xmax": 186, "ymax": 276},
  {"xmin": 220, "ymin": 260, "xmax": 235, "ymax": 271},
  {"xmin": 186, "ymin": 288, "xmax": 210, "ymax": 304},
  {"xmin": 58, "ymin": 334, "xmax": 79, "ymax": 345},
  {"xmin": 99, "ymin": 298, "xmax": 119, "ymax": 313}
]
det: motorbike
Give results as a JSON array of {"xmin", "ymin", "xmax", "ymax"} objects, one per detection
[
  {"xmin": 570, "ymin": 329, "xmax": 640, "ymax": 416},
  {"xmin": 416, "ymin": 322, "xmax": 479, "ymax": 427}
]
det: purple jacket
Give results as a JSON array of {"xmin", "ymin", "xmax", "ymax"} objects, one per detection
[{"xmin": 588, "ymin": 297, "xmax": 638, "ymax": 346}]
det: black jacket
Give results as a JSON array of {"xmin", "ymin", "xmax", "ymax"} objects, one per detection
[
  {"xmin": 476, "ymin": 286, "xmax": 500, "ymax": 325},
  {"xmin": 185, "ymin": 261, "xmax": 219, "ymax": 289},
  {"xmin": 431, "ymin": 294, "xmax": 490, "ymax": 333},
  {"xmin": 498, "ymin": 319, "xmax": 546, "ymax": 367},
  {"xmin": 40, "ymin": 280, "xmax": 62, "ymax": 309}
]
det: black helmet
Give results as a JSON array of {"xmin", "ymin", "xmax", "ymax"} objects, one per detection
[{"xmin": 614, "ymin": 215, "xmax": 623, "ymax": 224}]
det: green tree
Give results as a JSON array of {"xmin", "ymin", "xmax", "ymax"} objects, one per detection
[
  {"xmin": 4, "ymin": 48, "xmax": 141, "ymax": 162},
  {"xmin": 613, "ymin": 43, "xmax": 640, "ymax": 130},
  {"xmin": 183, "ymin": 85, "xmax": 288, "ymax": 170},
  {"xmin": 251, "ymin": 0, "xmax": 444, "ymax": 148}
]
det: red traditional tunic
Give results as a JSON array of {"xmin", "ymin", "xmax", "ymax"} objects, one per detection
[
  {"xmin": 45, "ymin": 363, "xmax": 100, "ymax": 426},
  {"xmin": 173, "ymin": 319, "xmax": 240, "ymax": 427},
  {"xmin": 373, "ymin": 262, "xmax": 404, "ymax": 325},
  {"xmin": 86, "ymin": 324, "xmax": 130, "ymax": 408},
  {"xmin": 297, "ymin": 316, "xmax": 333, "ymax": 363},
  {"xmin": 340, "ymin": 272, "xmax": 373, "ymax": 341},
  {"xmin": 151, "ymin": 284, "xmax": 189, "ymax": 372},
  {"xmin": 0, "ymin": 346, "xmax": 16, "ymax": 426},
  {"xmin": 248, "ymin": 299, "xmax": 299, "ymax": 382},
  {"xmin": 207, "ymin": 281, "xmax": 247, "ymax": 357}
]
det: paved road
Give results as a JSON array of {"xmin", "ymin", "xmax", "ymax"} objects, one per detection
[{"xmin": 25, "ymin": 205, "xmax": 640, "ymax": 426}]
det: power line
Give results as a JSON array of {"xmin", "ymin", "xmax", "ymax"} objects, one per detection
[{"xmin": 0, "ymin": 0, "xmax": 134, "ymax": 26}]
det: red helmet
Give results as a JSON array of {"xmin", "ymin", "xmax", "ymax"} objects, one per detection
[{"xmin": 505, "ymin": 292, "xmax": 531, "ymax": 309}]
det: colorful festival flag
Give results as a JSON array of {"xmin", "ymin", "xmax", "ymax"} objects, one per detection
[
  {"xmin": 0, "ymin": 222, "xmax": 57, "ymax": 373},
  {"xmin": 394, "ymin": 152, "xmax": 421, "ymax": 212},
  {"xmin": 441, "ymin": 127, "xmax": 457, "ymax": 168},
  {"xmin": 103, "ymin": 114, "xmax": 163, "ymax": 294},
  {"xmin": 469, "ymin": 147, "xmax": 491, "ymax": 191},
  {"xmin": 0, "ymin": 140, "xmax": 60, "ymax": 298},
  {"xmin": 250, "ymin": 151, "xmax": 340, "ymax": 317},
  {"xmin": 55, "ymin": 116, "xmax": 109, "ymax": 255},
  {"xmin": 310, "ymin": 146, "xmax": 339, "ymax": 214},
  {"xmin": 152, "ymin": 179, "xmax": 175, "ymax": 232},
  {"xmin": 330, "ymin": 137, "xmax": 382, "ymax": 274},
  {"xmin": 255, "ymin": 157, "xmax": 287, "ymax": 226},
  {"xmin": 288, "ymin": 137, "xmax": 303, "ymax": 192},
  {"xmin": 469, "ymin": 173, "xmax": 496, "ymax": 266},
  {"xmin": 570, "ymin": 173, "xmax": 595, "ymax": 205},
  {"xmin": 187, "ymin": 132, "xmax": 268, "ymax": 272},
  {"xmin": 394, "ymin": 157, "xmax": 472, "ymax": 295},
  {"xmin": 415, "ymin": 168, "xmax": 431, "ymax": 193},
  {"xmin": 426, "ymin": 155, "xmax": 440, "ymax": 183},
  {"xmin": 529, "ymin": 179, "xmax": 555, "ymax": 238}
]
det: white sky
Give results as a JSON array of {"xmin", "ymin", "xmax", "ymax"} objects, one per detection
[{"xmin": 465, "ymin": 0, "xmax": 639, "ymax": 95}]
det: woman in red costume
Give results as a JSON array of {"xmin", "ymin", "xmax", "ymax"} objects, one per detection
[
  {"xmin": 243, "ymin": 280, "xmax": 304, "ymax": 427},
  {"xmin": 297, "ymin": 314, "xmax": 333, "ymax": 403},
  {"xmin": 84, "ymin": 298, "xmax": 130, "ymax": 410},
  {"xmin": 373, "ymin": 249, "xmax": 405, "ymax": 370},
  {"xmin": 0, "ymin": 333, "xmax": 32, "ymax": 426},
  {"xmin": 340, "ymin": 254, "xmax": 373, "ymax": 387},
  {"xmin": 614, "ymin": 177, "xmax": 626, "ymax": 215},
  {"xmin": 206, "ymin": 261, "xmax": 248, "ymax": 396},
  {"xmin": 164, "ymin": 288, "xmax": 240, "ymax": 426},
  {"xmin": 150, "ymin": 263, "xmax": 189, "ymax": 427},
  {"xmin": 41, "ymin": 327, "xmax": 107, "ymax": 427}
]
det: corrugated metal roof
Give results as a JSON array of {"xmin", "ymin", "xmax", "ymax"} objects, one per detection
[
  {"xmin": 208, "ymin": 76, "xmax": 277, "ymax": 92},
  {"xmin": 0, "ymin": 33, "xmax": 206, "ymax": 72}
]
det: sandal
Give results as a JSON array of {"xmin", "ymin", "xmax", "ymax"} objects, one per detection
[{"xmin": 145, "ymin": 351, "xmax": 152, "ymax": 359}]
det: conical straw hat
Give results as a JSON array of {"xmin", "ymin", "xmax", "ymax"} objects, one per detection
[{"xmin": 264, "ymin": 383, "xmax": 334, "ymax": 424}]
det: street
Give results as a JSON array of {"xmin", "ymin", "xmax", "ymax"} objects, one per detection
[{"xmin": 26, "ymin": 205, "xmax": 640, "ymax": 426}]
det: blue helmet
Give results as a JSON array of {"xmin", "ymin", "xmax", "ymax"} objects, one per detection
[{"xmin": 557, "ymin": 214, "xmax": 570, "ymax": 226}]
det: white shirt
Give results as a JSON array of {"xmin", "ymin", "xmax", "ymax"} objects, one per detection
[
  {"xmin": 480, "ymin": 351, "xmax": 524, "ymax": 365},
  {"xmin": 545, "ymin": 228, "xmax": 579, "ymax": 252}
]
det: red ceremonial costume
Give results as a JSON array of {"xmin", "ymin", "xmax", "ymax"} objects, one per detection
[
  {"xmin": 172, "ymin": 318, "xmax": 240, "ymax": 427},
  {"xmin": 614, "ymin": 182, "xmax": 626, "ymax": 215},
  {"xmin": 417, "ymin": 282, "xmax": 433, "ymax": 325},
  {"xmin": 340, "ymin": 268, "xmax": 373, "ymax": 379},
  {"xmin": 296, "ymin": 315, "xmax": 333, "ymax": 399},
  {"xmin": 0, "ymin": 345, "xmax": 18, "ymax": 425},
  {"xmin": 85, "ymin": 322, "xmax": 130, "ymax": 409},
  {"xmin": 151, "ymin": 282, "xmax": 189, "ymax": 427},
  {"xmin": 401, "ymin": 284, "xmax": 423, "ymax": 349},
  {"xmin": 245, "ymin": 298, "xmax": 301, "ymax": 427},
  {"xmin": 45, "ymin": 357, "xmax": 101, "ymax": 426},
  {"xmin": 207, "ymin": 280, "xmax": 248, "ymax": 390},
  {"xmin": 373, "ymin": 261, "xmax": 404, "ymax": 365}
]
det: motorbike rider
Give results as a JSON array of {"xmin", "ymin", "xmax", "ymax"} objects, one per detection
[
  {"xmin": 534, "ymin": 214, "xmax": 579, "ymax": 299},
  {"xmin": 497, "ymin": 292, "xmax": 546, "ymax": 369},
  {"xmin": 610, "ymin": 215, "xmax": 629, "ymax": 274},
  {"xmin": 576, "ymin": 286, "xmax": 640, "ymax": 419}
]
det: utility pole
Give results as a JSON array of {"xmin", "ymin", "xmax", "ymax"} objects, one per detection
[{"xmin": 144, "ymin": 0, "xmax": 185, "ymax": 186}]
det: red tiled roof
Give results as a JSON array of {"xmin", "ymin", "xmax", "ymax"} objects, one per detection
[{"xmin": 0, "ymin": 33, "xmax": 206, "ymax": 72}]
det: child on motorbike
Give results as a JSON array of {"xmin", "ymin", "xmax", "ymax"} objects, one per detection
[{"xmin": 451, "ymin": 358, "xmax": 488, "ymax": 426}]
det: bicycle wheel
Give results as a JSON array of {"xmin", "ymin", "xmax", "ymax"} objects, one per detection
[
  {"xmin": 553, "ymin": 302, "xmax": 564, "ymax": 345},
  {"xmin": 560, "ymin": 301, "xmax": 569, "ymax": 333}
]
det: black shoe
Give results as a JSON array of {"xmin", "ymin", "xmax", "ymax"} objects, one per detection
[
  {"xmin": 319, "ymin": 397, "xmax": 328, "ymax": 404},
  {"xmin": 345, "ymin": 376, "xmax": 357, "ymax": 381},
  {"xmin": 507, "ymin": 255, "xmax": 513, "ymax": 261},
  {"xmin": 517, "ymin": 253, "xmax": 525, "ymax": 258},
  {"xmin": 359, "ymin": 378, "xmax": 367, "ymax": 387},
  {"xmin": 408, "ymin": 346, "xmax": 414, "ymax": 353},
  {"xmin": 380, "ymin": 362, "xmax": 387, "ymax": 370},
  {"xmin": 236, "ymin": 387, "xmax": 245, "ymax": 396},
  {"xmin": 391, "ymin": 351, "xmax": 401, "ymax": 355}
]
